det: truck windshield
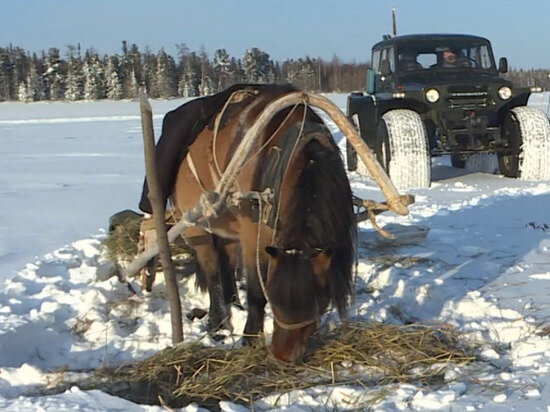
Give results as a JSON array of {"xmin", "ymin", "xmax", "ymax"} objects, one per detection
[{"xmin": 396, "ymin": 41, "xmax": 496, "ymax": 72}]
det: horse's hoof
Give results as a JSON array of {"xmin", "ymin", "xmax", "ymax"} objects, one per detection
[
  {"xmin": 186, "ymin": 308, "xmax": 208, "ymax": 321},
  {"xmin": 208, "ymin": 315, "xmax": 232, "ymax": 333},
  {"xmin": 211, "ymin": 333, "xmax": 226, "ymax": 342},
  {"xmin": 242, "ymin": 333, "xmax": 263, "ymax": 347}
]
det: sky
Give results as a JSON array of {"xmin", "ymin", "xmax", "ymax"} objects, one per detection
[{"xmin": 1, "ymin": 0, "xmax": 549, "ymax": 68}]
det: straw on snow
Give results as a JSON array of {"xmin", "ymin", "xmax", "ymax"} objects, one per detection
[{"xmin": 100, "ymin": 322, "xmax": 476, "ymax": 408}]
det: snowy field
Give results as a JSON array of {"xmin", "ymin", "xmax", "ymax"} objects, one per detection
[{"xmin": 0, "ymin": 92, "xmax": 550, "ymax": 410}]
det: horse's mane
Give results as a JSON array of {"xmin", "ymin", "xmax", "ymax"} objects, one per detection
[{"xmin": 274, "ymin": 128, "xmax": 356, "ymax": 317}]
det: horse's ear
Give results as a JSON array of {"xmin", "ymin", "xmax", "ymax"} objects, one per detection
[
  {"xmin": 265, "ymin": 246, "xmax": 282, "ymax": 259},
  {"xmin": 311, "ymin": 248, "xmax": 333, "ymax": 278}
]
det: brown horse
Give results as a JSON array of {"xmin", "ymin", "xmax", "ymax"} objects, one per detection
[{"xmin": 168, "ymin": 84, "xmax": 355, "ymax": 362}]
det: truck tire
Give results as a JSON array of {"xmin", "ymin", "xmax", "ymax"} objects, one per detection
[
  {"xmin": 498, "ymin": 106, "xmax": 550, "ymax": 180},
  {"xmin": 346, "ymin": 114, "xmax": 370, "ymax": 176},
  {"xmin": 376, "ymin": 109, "xmax": 431, "ymax": 189},
  {"xmin": 346, "ymin": 115, "xmax": 358, "ymax": 172},
  {"xmin": 346, "ymin": 139, "xmax": 358, "ymax": 172}
]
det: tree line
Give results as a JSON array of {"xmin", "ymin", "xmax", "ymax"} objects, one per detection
[
  {"xmin": 0, "ymin": 42, "xmax": 368, "ymax": 102},
  {"xmin": 0, "ymin": 42, "xmax": 547, "ymax": 102}
]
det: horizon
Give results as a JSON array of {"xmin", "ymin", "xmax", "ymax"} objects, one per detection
[{"xmin": 2, "ymin": 0, "xmax": 549, "ymax": 69}]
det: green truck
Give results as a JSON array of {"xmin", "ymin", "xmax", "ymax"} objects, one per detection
[{"xmin": 347, "ymin": 34, "xmax": 550, "ymax": 188}]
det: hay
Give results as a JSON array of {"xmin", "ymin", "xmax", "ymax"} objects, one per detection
[
  {"xmin": 102, "ymin": 217, "xmax": 142, "ymax": 262},
  {"xmin": 100, "ymin": 322, "xmax": 476, "ymax": 408},
  {"xmin": 101, "ymin": 216, "xmax": 190, "ymax": 263}
]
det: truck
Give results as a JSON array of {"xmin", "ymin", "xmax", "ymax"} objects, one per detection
[{"xmin": 347, "ymin": 33, "xmax": 550, "ymax": 189}]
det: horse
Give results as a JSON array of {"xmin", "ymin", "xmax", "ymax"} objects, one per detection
[{"xmin": 161, "ymin": 84, "xmax": 356, "ymax": 362}]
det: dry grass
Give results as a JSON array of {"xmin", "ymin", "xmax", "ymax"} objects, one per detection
[
  {"xmin": 101, "ymin": 217, "xmax": 142, "ymax": 262},
  {"xmin": 101, "ymin": 217, "xmax": 190, "ymax": 263},
  {"xmin": 99, "ymin": 322, "xmax": 476, "ymax": 408}
]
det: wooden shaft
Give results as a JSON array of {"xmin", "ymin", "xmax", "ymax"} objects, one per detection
[
  {"xmin": 139, "ymin": 91, "xmax": 184, "ymax": 344},
  {"xmin": 304, "ymin": 93, "xmax": 408, "ymax": 216}
]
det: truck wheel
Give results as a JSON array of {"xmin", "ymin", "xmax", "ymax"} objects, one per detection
[
  {"xmin": 346, "ymin": 114, "xmax": 370, "ymax": 176},
  {"xmin": 376, "ymin": 109, "xmax": 431, "ymax": 189},
  {"xmin": 346, "ymin": 115, "xmax": 358, "ymax": 172},
  {"xmin": 498, "ymin": 107, "xmax": 550, "ymax": 179}
]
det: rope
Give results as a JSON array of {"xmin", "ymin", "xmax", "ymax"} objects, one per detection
[
  {"xmin": 212, "ymin": 91, "xmax": 299, "ymax": 196},
  {"xmin": 239, "ymin": 102, "xmax": 302, "ymax": 171},
  {"xmin": 186, "ymin": 152, "xmax": 205, "ymax": 191},
  {"xmin": 212, "ymin": 90, "xmax": 256, "ymax": 191},
  {"xmin": 212, "ymin": 91, "xmax": 238, "ymax": 180}
]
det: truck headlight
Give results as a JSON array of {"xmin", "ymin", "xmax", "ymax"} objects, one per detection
[
  {"xmin": 425, "ymin": 88, "xmax": 439, "ymax": 103},
  {"xmin": 498, "ymin": 86, "xmax": 512, "ymax": 100}
]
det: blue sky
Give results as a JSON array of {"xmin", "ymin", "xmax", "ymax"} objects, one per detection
[{"xmin": 1, "ymin": 0, "xmax": 548, "ymax": 68}]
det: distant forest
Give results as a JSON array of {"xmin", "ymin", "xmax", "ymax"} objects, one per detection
[{"xmin": 0, "ymin": 42, "xmax": 548, "ymax": 102}]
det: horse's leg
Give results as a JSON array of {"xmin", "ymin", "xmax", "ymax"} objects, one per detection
[
  {"xmin": 214, "ymin": 237, "xmax": 241, "ymax": 308},
  {"xmin": 141, "ymin": 257, "xmax": 157, "ymax": 292},
  {"xmin": 187, "ymin": 229, "xmax": 231, "ymax": 332},
  {"xmin": 138, "ymin": 224, "xmax": 158, "ymax": 292},
  {"xmin": 239, "ymin": 222, "xmax": 271, "ymax": 344}
]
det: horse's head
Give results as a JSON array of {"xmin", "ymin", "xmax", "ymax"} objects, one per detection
[{"xmin": 265, "ymin": 246, "xmax": 333, "ymax": 362}]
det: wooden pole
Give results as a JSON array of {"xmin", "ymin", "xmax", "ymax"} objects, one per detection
[{"xmin": 139, "ymin": 90, "xmax": 184, "ymax": 344}]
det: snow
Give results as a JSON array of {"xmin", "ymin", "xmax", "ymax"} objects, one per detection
[{"xmin": 0, "ymin": 93, "xmax": 549, "ymax": 410}]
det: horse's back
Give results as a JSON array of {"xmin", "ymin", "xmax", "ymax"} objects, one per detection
[{"xmin": 171, "ymin": 84, "xmax": 303, "ymax": 211}]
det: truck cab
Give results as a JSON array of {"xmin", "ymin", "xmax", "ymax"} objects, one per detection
[{"xmin": 347, "ymin": 34, "xmax": 548, "ymax": 188}]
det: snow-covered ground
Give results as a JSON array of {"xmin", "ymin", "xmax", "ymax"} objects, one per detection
[{"xmin": 0, "ymin": 93, "xmax": 549, "ymax": 410}]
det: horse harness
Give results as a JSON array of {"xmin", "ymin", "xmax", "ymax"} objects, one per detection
[{"xmin": 177, "ymin": 91, "xmax": 331, "ymax": 331}]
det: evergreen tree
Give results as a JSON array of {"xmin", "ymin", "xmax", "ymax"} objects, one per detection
[
  {"xmin": 243, "ymin": 47, "xmax": 271, "ymax": 83},
  {"xmin": 283, "ymin": 59, "xmax": 298, "ymax": 84},
  {"xmin": 18, "ymin": 81, "xmax": 29, "ymax": 102},
  {"xmin": 296, "ymin": 57, "xmax": 316, "ymax": 91},
  {"xmin": 126, "ymin": 68, "xmax": 139, "ymax": 98},
  {"xmin": 154, "ymin": 48, "xmax": 177, "ymax": 98},
  {"xmin": 65, "ymin": 45, "xmax": 83, "ymax": 101},
  {"xmin": 230, "ymin": 57, "xmax": 244, "ymax": 84},
  {"xmin": 176, "ymin": 43, "xmax": 189, "ymax": 97},
  {"xmin": 198, "ymin": 48, "xmax": 213, "ymax": 96},
  {"xmin": 83, "ymin": 51, "xmax": 105, "ymax": 100},
  {"xmin": 213, "ymin": 48, "xmax": 231, "ymax": 92},
  {"xmin": 10, "ymin": 47, "xmax": 30, "ymax": 100},
  {"xmin": 105, "ymin": 56, "xmax": 123, "ymax": 100},
  {"xmin": 120, "ymin": 41, "xmax": 142, "ymax": 98},
  {"xmin": 141, "ymin": 47, "xmax": 156, "ymax": 96},
  {"xmin": 0, "ymin": 50, "xmax": 14, "ymax": 101},
  {"xmin": 178, "ymin": 52, "xmax": 200, "ymax": 97},
  {"xmin": 43, "ymin": 48, "xmax": 64, "ymax": 100},
  {"xmin": 25, "ymin": 59, "xmax": 45, "ymax": 101}
]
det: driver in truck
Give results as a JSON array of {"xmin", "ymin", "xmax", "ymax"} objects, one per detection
[{"xmin": 442, "ymin": 48, "xmax": 469, "ymax": 68}]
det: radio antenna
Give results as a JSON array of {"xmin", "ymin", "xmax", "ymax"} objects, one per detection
[{"xmin": 392, "ymin": 6, "xmax": 397, "ymax": 37}]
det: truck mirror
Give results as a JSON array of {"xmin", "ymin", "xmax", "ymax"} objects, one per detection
[
  {"xmin": 498, "ymin": 57, "xmax": 508, "ymax": 74},
  {"xmin": 366, "ymin": 69, "xmax": 376, "ymax": 94},
  {"xmin": 380, "ymin": 60, "xmax": 392, "ymax": 77}
]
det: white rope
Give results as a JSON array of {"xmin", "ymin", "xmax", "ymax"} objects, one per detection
[{"xmin": 186, "ymin": 152, "xmax": 203, "ymax": 190}]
